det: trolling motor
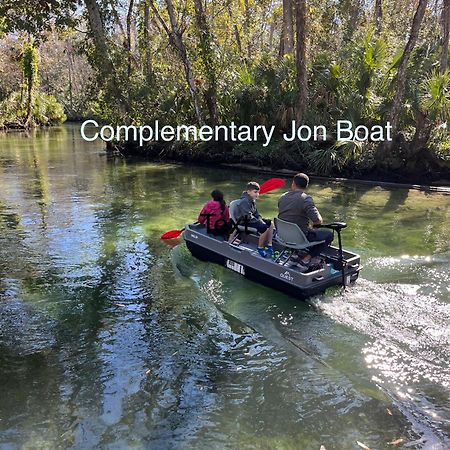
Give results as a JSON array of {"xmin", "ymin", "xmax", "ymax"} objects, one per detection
[{"xmin": 317, "ymin": 222, "xmax": 348, "ymax": 287}]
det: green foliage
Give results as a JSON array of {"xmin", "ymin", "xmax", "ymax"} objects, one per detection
[
  {"xmin": 427, "ymin": 125, "xmax": 450, "ymax": 158},
  {"xmin": 0, "ymin": 91, "xmax": 66, "ymax": 127},
  {"xmin": 33, "ymin": 92, "xmax": 67, "ymax": 124},
  {"xmin": 231, "ymin": 54, "xmax": 296, "ymax": 127},
  {"xmin": 356, "ymin": 31, "xmax": 387, "ymax": 102},
  {"xmin": 21, "ymin": 40, "xmax": 39, "ymax": 91},
  {"xmin": 307, "ymin": 30, "xmax": 391, "ymax": 132},
  {"xmin": 307, "ymin": 140, "xmax": 364, "ymax": 175},
  {"xmin": 0, "ymin": 0, "xmax": 77, "ymax": 39},
  {"xmin": 0, "ymin": 0, "xmax": 448, "ymax": 179},
  {"xmin": 0, "ymin": 39, "xmax": 66, "ymax": 128},
  {"xmin": 232, "ymin": 139, "xmax": 309, "ymax": 168},
  {"xmin": 420, "ymin": 70, "xmax": 450, "ymax": 122}
]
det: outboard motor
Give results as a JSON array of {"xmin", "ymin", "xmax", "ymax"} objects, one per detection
[{"xmin": 317, "ymin": 222, "xmax": 348, "ymax": 287}]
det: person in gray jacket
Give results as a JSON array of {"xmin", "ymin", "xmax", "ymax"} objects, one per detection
[
  {"xmin": 232, "ymin": 181, "xmax": 274, "ymax": 258},
  {"xmin": 278, "ymin": 173, "xmax": 333, "ymax": 261}
]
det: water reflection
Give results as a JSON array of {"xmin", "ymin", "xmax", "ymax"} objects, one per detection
[{"xmin": 0, "ymin": 125, "xmax": 449, "ymax": 448}]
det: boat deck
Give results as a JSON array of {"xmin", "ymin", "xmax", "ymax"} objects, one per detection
[{"xmin": 187, "ymin": 223, "xmax": 356, "ymax": 274}]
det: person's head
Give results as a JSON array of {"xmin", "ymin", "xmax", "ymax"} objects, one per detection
[
  {"xmin": 292, "ymin": 173, "xmax": 309, "ymax": 190},
  {"xmin": 211, "ymin": 189, "xmax": 224, "ymax": 202},
  {"xmin": 246, "ymin": 181, "xmax": 260, "ymax": 200},
  {"xmin": 211, "ymin": 189, "xmax": 226, "ymax": 211}
]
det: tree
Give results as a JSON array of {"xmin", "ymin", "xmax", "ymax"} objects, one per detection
[
  {"xmin": 243, "ymin": 0, "xmax": 251, "ymax": 58},
  {"xmin": 83, "ymin": 0, "xmax": 123, "ymax": 106},
  {"xmin": 194, "ymin": 0, "xmax": 220, "ymax": 126},
  {"xmin": 22, "ymin": 39, "xmax": 38, "ymax": 125},
  {"xmin": 280, "ymin": 0, "xmax": 294, "ymax": 56},
  {"xmin": 226, "ymin": 3, "xmax": 242, "ymax": 54},
  {"xmin": 375, "ymin": 0, "xmax": 383, "ymax": 36},
  {"xmin": 151, "ymin": 0, "xmax": 204, "ymax": 125},
  {"xmin": 126, "ymin": 0, "xmax": 135, "ymax": 79},
  {"xmin": 386, "ymin": 0, "xmax": 427, "ymax": 143},
  {"xmin": 295, "ymin": 0, "xmax": 308, "ymax": 122},
  {"xmin": 0, "ymin": 0, "xmax": 76, "ymax": 38},
  {"xmin": 409, "ymin": 70, "xmax": 450, "ymax": 158},
  {"xmin": 441, "ymin": 0, "xmax": 450, "ymax": 73},
  {"xmin": 142, "ymin": 0, "xmax": 153, "ymax": 83}
]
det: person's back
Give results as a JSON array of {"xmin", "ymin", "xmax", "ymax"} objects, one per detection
[
  {"xmin": 277, "ymin": 173, "xmax": 333, "ymax": 259},
  {"xmin": 278, "ymin": 190, "xmax": 320, "ymax": 232},
  {"xmin": 198, "ymin": 200, "xmax": 229, "ymax": 228},
  {"xmin": 198, "ymin": 189, "xmax": 230, "ymax": 233}
]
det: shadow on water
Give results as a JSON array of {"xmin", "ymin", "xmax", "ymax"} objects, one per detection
[
  {"xmin": 381, "ymin": 188, "xmax": 410, "ymax": 212},
  {"xmin": 319, "ymin": 181, "xmax": 375, "ymax": 210}
]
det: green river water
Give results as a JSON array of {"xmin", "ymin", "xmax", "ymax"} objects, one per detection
[{"xmin": 0, "ymin": 125, "xmax": 449, "ymax": 449}]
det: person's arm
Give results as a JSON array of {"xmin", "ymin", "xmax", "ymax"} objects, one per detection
[
  {"xmin": 237, "ymin": 198, "xmax": 252, "ymax": 220},
  {"xmin": 223, "ymin": 205, "xmax": 230, "ymax": 222},
  {"xmin": 197, "ymin": 204, "xmax": 208, "ymax": 224},
  {"xmin": 313, "ymin": 214, "xmax": 323, "ymax": 226},
  {"xmin": 305, "ymin": 196, "xmax": 323, "ymax": 226}
]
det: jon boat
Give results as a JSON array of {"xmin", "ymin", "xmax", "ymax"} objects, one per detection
[{"xmin": 184, "ymin": 204, "xmax": 361, "ymax": 299}]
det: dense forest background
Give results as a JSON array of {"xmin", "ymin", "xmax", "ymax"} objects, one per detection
[{"xmin": 0, "ymin": 0, "xmax": 449, "ymax": 182}]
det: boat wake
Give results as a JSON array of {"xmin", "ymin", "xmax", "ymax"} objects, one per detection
[
  {"xmin": 312, "ymin": 254, "xmax": 450, "ymax": 447},
  {"xmin": 172, "ymin": 245, "xmax": 450, "ymax": 447}
]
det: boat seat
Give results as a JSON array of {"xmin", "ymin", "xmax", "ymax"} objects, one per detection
[
  {"xmin": 274, "ymin": 217, "xmax": 325, "ymax": 250},
  {"xmin": 229, "ymin": 199, "xmax": 258, "ymax": 234}
]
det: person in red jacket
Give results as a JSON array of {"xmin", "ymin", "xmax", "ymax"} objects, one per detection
[{"xmin": 198, "ymin": 190, "xmax": 230, "ymax": 235}]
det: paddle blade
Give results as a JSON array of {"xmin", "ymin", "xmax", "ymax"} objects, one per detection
[
  {"xmin": 160, "ymin": 229, "xmax": 183, "ymax": 239},
  {"xmin": 259, "ymin": 178, "xmax": 285, "ymax": 195}
]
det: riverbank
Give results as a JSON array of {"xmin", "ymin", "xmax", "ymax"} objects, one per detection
[
  {"xmin": 221, "ymin": 163, "xmax": 450, "ymax": 193},
  {"xmin": 108, "ymin": 139, "xmax": 450, "ymax": 192}
]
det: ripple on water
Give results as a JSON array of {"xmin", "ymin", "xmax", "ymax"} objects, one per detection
[{"xmin": 314, "ymin": 274, "xmax": 450, "ymax": 444}]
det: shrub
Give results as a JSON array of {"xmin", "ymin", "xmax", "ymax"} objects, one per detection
[{"xmin": 0, "ymin": 90, "xmax": 66, "ymax": 127}]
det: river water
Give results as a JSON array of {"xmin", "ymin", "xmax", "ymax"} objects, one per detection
[{"xmin": 0, "ymin": 125, "xmax": 449, "ymax": 449}]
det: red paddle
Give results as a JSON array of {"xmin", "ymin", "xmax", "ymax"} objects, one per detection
[
  {"xmin": 160, "ymin": 229, "xmax": 185, "ymax": 239},
  {"xmin": 160, "ymin": 177, "xmax": 285, "ymax": 239},
  {"xmin": 259, "ymin": 177, "xmax": 285, "ymax": 195}
]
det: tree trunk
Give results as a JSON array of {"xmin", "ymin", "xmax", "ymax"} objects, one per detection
[
  {"xmin": 67, "ymin": 42, "xmax": 74, "ymax": 114},
  {"xmin": 387, "ymin": 0, "xmax": 427, "ymax": 142},
  {"xmin": 143, "ymin": 0, "xmax": 153, "ymax": 82},
  {"xmin": 83, "ymin": 0, "xmax": 123, "ymax": 104},
  {"xmin": 244, "ymin": 0, "xmax": 251, "ymax": 58},
  {"xmin": 295, "ymin": 0, "xmax": 308, "ymax": 123},
  {"xmin": 25, "ymin": 66, "xmax": 33, "ymax": 126},
  {"xmin": 126, "ymin": 0, "xmax": 135, "ymax": 79},
  {"xmin": 269, "ymin": 19, "xmax": 275, "ymax": 49},
  {"xmin": 22, "ymin": 40, "xmax": 38, "ymax": 127},
  {"xmin": 410, "ymin": 110, "xmax": 433, "ymax": 155},
  {"xmin": 280, "ymin": 0, "xmax": 294, "ymax": 57},
  {"xmin": 375, "ymin": 0, "xmax": 382, "ymax": 36},
  {"xmin": 152, "ymin": 0, "xmax": 204, "ymax": 125},
  {"xmin": 227, "ymin": 4, "xmax": 242, "ymax": 54},
  {"xmin": 109, "ymin": 0, "xmax": 127, "ymax": 40},
  {"xmin": 441, "ymin": 0, "xmax": 450, "ymax": 73},
  {"xmin": 84, "ymin": 0, "xmax": 115, "ymax": 77},
  {"xmin": 193, "ymin": 0, "xmax": 220, "ymax": 126}
]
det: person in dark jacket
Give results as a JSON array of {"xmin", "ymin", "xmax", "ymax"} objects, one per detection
[
  {"xmin": 278, "ymin": 173, "xmax": 333, "ymax": 263},
  {"xmin": 232, "ymin": 181, "xmax": 274, "ymax": 258}
]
